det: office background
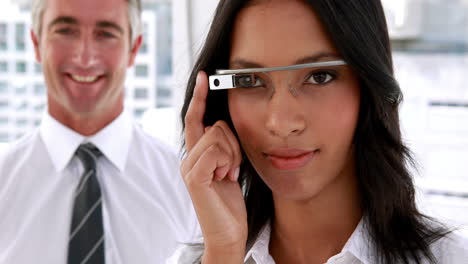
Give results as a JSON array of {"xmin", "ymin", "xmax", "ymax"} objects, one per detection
[{"xmin": 0, "ymin": 0, "xmax": 467, "ymax": 235}]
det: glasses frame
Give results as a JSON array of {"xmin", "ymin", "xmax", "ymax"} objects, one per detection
[{"xmin": 209, "ymin": 60, "xmax": 347, "ymax": 90}]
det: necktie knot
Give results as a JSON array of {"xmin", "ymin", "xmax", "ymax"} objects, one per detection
[{"xmin": 75, "ymin": 143, "xmax": 102, "ymax": 171}]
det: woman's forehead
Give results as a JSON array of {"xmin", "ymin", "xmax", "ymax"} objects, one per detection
[{"xmin": 230, "ymin": 0, "xmax": 339, "ymax": 67}]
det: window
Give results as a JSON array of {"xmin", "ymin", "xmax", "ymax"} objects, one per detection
[
  {"xmin": 0, "ymin": 23, "xmax": 7, "ymax": 51},
  {"xmin": 16, "ymin": 101, "xmax": 28, "ymax": 111},
  {"xmin": 140, "ymin": 42, "xmax": 148, "ymax": 54},
  {"xmin": 15, "ymin": 86, "xmax": 26, "ymax": 94},
  {"xmin": 16, "ymin": 119, "xmax": 27, "ymax": 126},
  {"xmin": 15, "ymin": 23, "xmax": 26, "ymax": 51},
  {"xmin": 133, "ymin": 108, "xmax": 146, "ymax": 118},
  {"xmin": 139, "ymin": 23, "xmax": 148, "ymax": 54},
  {"xmin": 134, "ymin": 87, "xmax": 148, "ymax": 99},
  {"xmin": 380, "ymin": 0, "xmax": 468, "ymax": 234},
  {"xmin": 157, "ymin": 88, "xmax": 171, "ymax": 98},
  {"xmin": 0, "ymin": 133, "xmax": 9, "ymax": 141},
  {"xmin": 16, "ymin": 61, "xmax": 26, "ymax": 73},
  {"xmin": 35, "ymin": 63, "xmax": 42, "ymax": 73},
  {"xmin": 34, "ymin": 103, "xmax": 45, "ymax": 112},
  {"xmin": 0, "ymin": 117, "xmax": 8, "ymax": 124},
  {"xmin": 0, "ymin": 82, "xmax": 7, "ymax": 93},
  {"xmin": 34, "ymin": 83, "xmax": 45, "ymax": 95},
  {"xmin": 0, "ymin": 100, "xmax": 8, "ymax": 109},
  {"xmin": 135, "ymin": 64, "xmax": 148, "ymax": 77},
  {"xmin": 0, "ymin": 61, "xmax": 8, "ymax": 72}
]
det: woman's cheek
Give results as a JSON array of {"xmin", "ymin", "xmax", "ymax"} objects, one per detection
[{"xmin": 229, "ymin": 96, "xmax": 261, "ymax": 154}]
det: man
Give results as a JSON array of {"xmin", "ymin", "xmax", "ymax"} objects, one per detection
[{"xmin": 0, "ymin": 0, "xmax": 198, "ymax": 263}]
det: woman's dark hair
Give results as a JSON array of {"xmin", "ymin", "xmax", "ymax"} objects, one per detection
[{"xmin": 180, "ymin": 0, "xmax": 449, "ymax": 263}]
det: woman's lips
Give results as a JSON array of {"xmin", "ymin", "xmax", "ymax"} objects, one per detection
[{"xmin": 265, "ymin": 148, "xmax": 318, "ymax": 170}]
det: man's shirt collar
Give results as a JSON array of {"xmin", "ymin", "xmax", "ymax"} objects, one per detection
[{"xmin": 40, "ymin": 110, "xmax": 133, "ymax": 172}]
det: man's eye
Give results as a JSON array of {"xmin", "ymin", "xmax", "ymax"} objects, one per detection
[
  {"xmin": 97, "ymin": 31, "xmax": 116, "ymax": 38},
  {"xmin": 55, "ymin": 28, "xmax": 75, "ymax": 35},
  {"xmin": 306, "ymin": 71, "xmax": 335, "ymax": 85}
]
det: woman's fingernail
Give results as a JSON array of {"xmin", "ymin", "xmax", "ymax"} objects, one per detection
[{"xmin": 196, "ymin": 71, "xmax": 202, "ymax": 86}]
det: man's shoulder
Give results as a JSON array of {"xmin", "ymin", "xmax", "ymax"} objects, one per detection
[
  {"xmin": 0, "ymin": 130, "xmax": 43, "ymax": 184},
  {"xmin": 0, "ymin": 130, "xmax": 40, "ymax": 164},
  {"xmin": 131, "ymin": 123, "xmax": 180, "ymax": 160}
]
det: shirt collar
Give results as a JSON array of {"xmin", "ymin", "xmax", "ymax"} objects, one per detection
[
  {"xmin": 86, "ymin": 110, "xmax": 132, "ymax": 172},
  {"xmin": 245, "ymin": 223, "xmax": 274, "ymax": 263},
  {"xmin": 245, "ymin": 218, "xmax": 374, "ymax": 264},
  {"xmin": 40, "ymin": 110, "xmax": 133, "ymax": 172},
  {"xmin": 335, "ymin": 218, "xmax": 374, "ymax": 264}
]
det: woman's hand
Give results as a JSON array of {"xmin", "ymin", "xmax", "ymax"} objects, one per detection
[{"xmin": 181, "ymin": 71, "xmax": 247, "ymax": 264}]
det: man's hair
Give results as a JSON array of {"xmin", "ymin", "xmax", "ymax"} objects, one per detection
[{"xmin": 31, "ymin": 0, "xmax": 143, "ymax": 44}]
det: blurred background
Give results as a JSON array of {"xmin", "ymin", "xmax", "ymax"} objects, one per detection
[{"xmin": 0, "ymin": 0, "xmax": 467, "ymax": 235}]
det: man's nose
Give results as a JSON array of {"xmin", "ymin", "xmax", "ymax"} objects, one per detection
[{"xmin": 73, "ymin": 35, "xmax": 98, "ymax": 68}]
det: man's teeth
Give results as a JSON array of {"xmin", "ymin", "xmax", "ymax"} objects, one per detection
[{"xmin": 71, "ymin": 75, "xmax": 98, "ymax": 83}]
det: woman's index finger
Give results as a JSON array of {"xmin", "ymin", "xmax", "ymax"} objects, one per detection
[{"xmin": 185, "ymin": 71, "xmax": 209, "ymax": 151}]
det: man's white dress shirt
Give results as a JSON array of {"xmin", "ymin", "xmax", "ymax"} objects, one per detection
[
  {"xmin": 0, "ymin": 111, "xmax": 199, "ymax": 264},
  {"xmin": 168, "ymin": 219, "xmax": 468, "ymax": 263}
]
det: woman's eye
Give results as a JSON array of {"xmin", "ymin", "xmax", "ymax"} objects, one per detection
[
  {"xmin": 251, "ymin": 76, "xmax": 264, "ymax": 87},
  {"xmin": 306, "ymin": 72, "xmax": 335, "ymax": 84},
  {"xmin": 236, "ymin": 75, "xmax": 264, "ymax": 88}
]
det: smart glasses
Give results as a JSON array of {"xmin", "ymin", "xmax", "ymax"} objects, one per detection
[{"xmin": 209, "ymin": 60, "xmax": 347, "ymax": 97}]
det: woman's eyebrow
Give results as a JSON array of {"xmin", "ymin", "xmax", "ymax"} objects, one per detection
[
  {"xmin": 230, "ymin": 59, "xmax": 264, "ymax": 69},
  {"xmin": 230, "ymin": 52, "xmax": 342, "ymax": 69},
  {"xmin": 294, "ymin": 52, "xmax": 342, "ymax": 64}
]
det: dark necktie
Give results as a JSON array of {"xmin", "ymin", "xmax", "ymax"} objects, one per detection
[{"xmin": 68, "ymin": 143, "xmax": 105, "ymax": 264}]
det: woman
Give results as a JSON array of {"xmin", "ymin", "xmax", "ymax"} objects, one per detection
[{"xmin": 171, "ymin": 0, "xmax": 468, "ymax": 263}]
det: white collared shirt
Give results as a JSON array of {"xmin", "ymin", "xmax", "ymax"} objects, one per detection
[
  {"xmin": 0, "ymin": 111, "xmax": 199, "ymax": 264},
  {"xmin": 243, "ymin": 220, "xmax": 371, "ymax": 264},
  {"xmin": 168, "ymin": 219, "xmax": 468, "ymax": 264}
]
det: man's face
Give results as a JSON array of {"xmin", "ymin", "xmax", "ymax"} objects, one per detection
[{"xmin": 32, "ymin": 0, "xmax": 141, "ymax": 119}]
